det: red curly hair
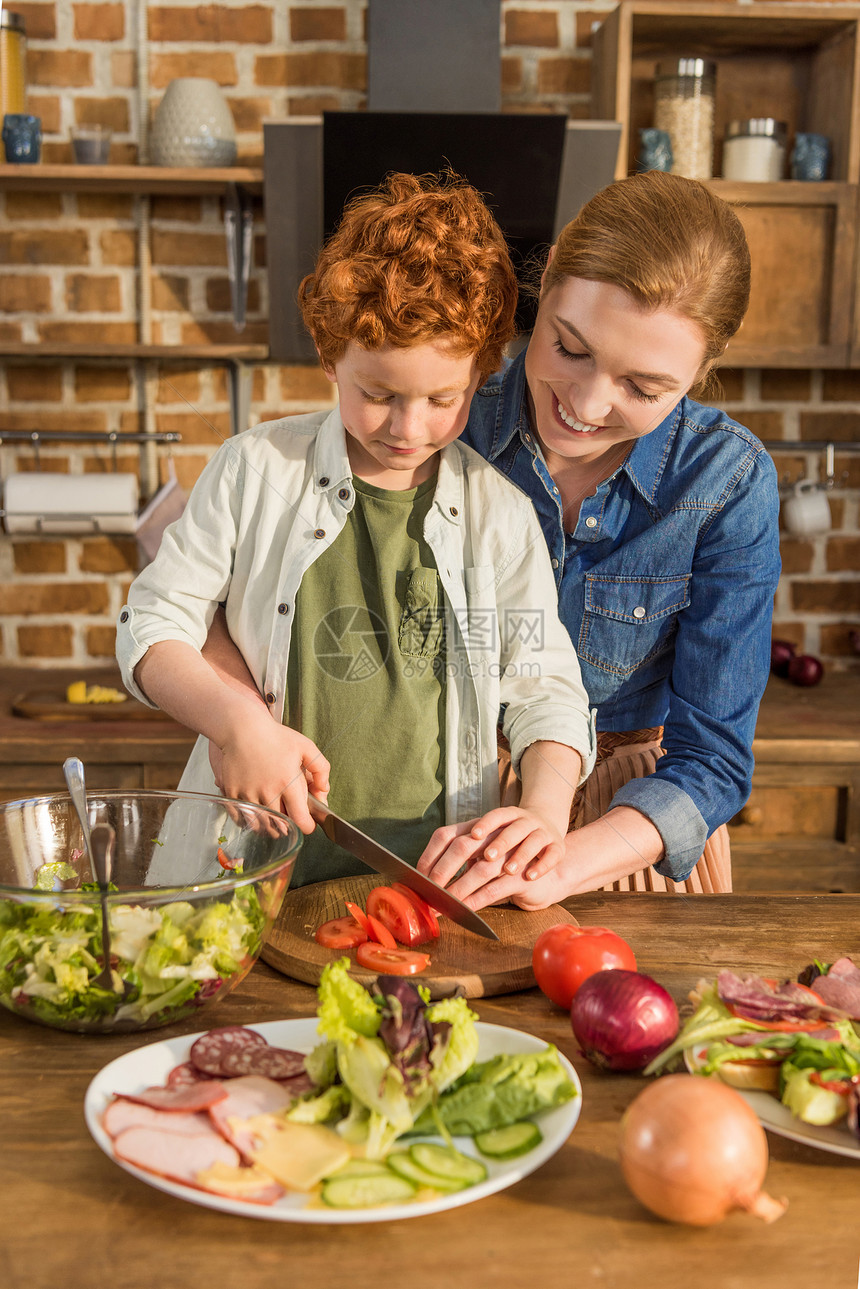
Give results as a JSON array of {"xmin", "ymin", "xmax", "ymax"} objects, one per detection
[{"xmin": 298, "ymin": 171, "xmax": 518, "ymax": 378}]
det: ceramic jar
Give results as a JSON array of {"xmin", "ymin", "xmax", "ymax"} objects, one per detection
[{"xmin": 150, "ymin": 77, "xmax": 237, "ymax": 168}]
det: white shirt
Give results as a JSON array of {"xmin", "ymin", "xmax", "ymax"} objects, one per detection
[{"xmin": 116, "ymin": 408, "xmax": 596, "ymax": 822}]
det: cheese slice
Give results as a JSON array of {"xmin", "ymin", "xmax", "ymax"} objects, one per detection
[{"xmin": 244, "ymin": 1116, "xmax": 351, "ymax": 1191}]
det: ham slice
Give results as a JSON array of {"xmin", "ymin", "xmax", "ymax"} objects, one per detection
[
  {"xmin": 112, "ymin": 1122, "xmax": 241, "ymax": 1188},
  {"xmin": 208, "ymin": 1075, "xmax": 296, "ymax": 1160},
  {"xmin": 103, "ymin": 1099, "xmax": 215, "ymax": 1140},
  {"xmin": 117, "ymin": 1081, "xmax": 228, "ymax": 1113},
  {"xmin": 717, "ymin": 970, "xmax": 845, "ymax": 1023},
  {"xmin": 812, "ymin": 958, "xmax": 860, "ymax": 1019}
]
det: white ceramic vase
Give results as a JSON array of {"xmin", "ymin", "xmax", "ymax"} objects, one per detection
[{"xmin": 150, "ymin": 77, "xmax": 237, "ymax": 168}]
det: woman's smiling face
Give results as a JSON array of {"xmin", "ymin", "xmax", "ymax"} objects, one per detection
[{"xmin": 525, "ymin": 275, "xmax": 709, "ymax": 467}]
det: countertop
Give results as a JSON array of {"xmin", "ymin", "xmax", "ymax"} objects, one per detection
[
  {"xmin": 3, "ymin": 892, "xmax": 859, "ymax": 1289},
  {"xmin": 1, "ymin": 665, "xmax": 857, "ymax": 765}
]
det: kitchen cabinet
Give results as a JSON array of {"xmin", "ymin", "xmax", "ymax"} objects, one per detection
[
  {"xmin": 591, "ymin": 2, "xmax": 860, "ymax": 367},
  {"xmin": 728, "ymin": 671, "xmax": 860, "ymax": 893}
]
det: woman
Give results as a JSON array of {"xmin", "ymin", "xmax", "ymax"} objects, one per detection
[{"xmin": 417, "ymin": 170, "xmax": 781, "ymax": 909}]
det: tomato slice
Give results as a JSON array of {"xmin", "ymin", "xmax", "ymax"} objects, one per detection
[
  {"xmin": 810, "ymin": 1071, "xmax": 855, "ymax": 1095},
  {"xmin": 355, "ymin": 942, "xmax": 430, "ymax": 975},
  {"xmin": 365, "ymin": 912, "xmax": 398, "ymax": 949},
  {"xmin": 345, "ymin": 900, "xmax": 372, "ymax": 936},
  {"xmin": 390, "ymin": 882, "xmax": 440, "ymax": 941},
  {"xmin": 366, "ymin": 886, "xmax": 426, "ymax": 948},
  {"xmin": 314, "ymin": 916, "xmax": 368, "ymax": 949}
]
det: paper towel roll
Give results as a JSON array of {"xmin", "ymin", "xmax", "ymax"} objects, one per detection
[{"xmin": 2, "ymin": 472, "xmax": 139, "ymax": 534}]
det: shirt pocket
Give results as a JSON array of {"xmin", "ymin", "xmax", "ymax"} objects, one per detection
[
  {"xmin": 399, "ymin": 567, "xmax": 445, "ymax": 659},
  {"xmin": 578, "ymin": 573, "xmax": 691, "ymax": 677}
]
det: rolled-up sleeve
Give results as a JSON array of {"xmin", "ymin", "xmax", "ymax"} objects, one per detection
[{"xmin": 116, "ymin": 443, "xmax": 243, "ymax": 704}]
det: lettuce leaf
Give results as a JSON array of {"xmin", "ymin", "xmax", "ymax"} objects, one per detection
[{"xmin": 316, "ymin": 958, "xmax": 381, "ymax": 1046}]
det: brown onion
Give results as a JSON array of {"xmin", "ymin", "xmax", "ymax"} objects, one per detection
[{"xmin": 618, "ymin": 1074, "xmax": 787, "ymax": 1226}]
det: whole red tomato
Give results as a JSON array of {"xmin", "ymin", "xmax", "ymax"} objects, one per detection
[{"xmin": 532, "ymin": 924, "xmax": 637, "ymax": 1010}]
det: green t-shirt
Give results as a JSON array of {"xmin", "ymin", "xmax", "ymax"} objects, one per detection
[{"xmin": 286, "ymin": 473, "xmax": 446, "ymax": 885}]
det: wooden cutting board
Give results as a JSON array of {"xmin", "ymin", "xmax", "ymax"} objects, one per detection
[
  {"xmin": 12, "ymin": 688, "xmax": 172, "ymax": 722},
  {"xmin": 261, "ymin": 874, "xmax": 577, "ymax": 998}
]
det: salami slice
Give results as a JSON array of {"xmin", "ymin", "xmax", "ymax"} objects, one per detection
[
  {"xmin": 275, "ymin": 1071, "xmax": 316, "ymax": 1099},
  {"xmin": 166, "ymin": 1061, "xmax": 218, "ymax": 1087},
  {"xmin": 119, "ymin": 1081, "xmax": 228, "ymax": 1113},
  {"xmin": 189, "ymin": 1026, "xmax": 268, "ymax": 1076},
  {"xmin": 240, "ymin": 1046, "xmax": 307, "ymax": 1081}
]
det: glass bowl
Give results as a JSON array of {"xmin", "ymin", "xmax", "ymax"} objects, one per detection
[{"xmin": 0, "ymin": 789, "xmax": 301, "ymax": 1034}]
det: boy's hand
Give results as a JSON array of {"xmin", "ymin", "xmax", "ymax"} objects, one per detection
[
  {"xmin": 216, "ymin": 710, "xmax": 330, "ymax": 835},
  {"xmin": 416, "ymin": 805, "xmax": 566, "ymax": 909}
]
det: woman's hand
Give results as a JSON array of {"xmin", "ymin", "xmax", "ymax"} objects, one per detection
[{"xmin": 415, "ymin": 805, "xmax": 566, "ymax": 910}]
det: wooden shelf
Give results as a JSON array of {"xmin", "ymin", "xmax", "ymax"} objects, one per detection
[
  {"xmin": 0, "ymin": 342, "xmax": 269, "ymax": 361},
  {"xmin": 591, "ymin": 1, "xmax": 860, "ymax": 367},
  {"xmin": 0, "ymin": 163, "xmax": 263, "ymax": 195}
]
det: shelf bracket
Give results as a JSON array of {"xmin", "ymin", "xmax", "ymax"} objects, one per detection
[
  {"xmin": 224, "ymin": 183, "xmax": 254, "ymax": 332},
  {"xmin": 227, "ymin": 360, "xmax": 252, "ymax": 438}
]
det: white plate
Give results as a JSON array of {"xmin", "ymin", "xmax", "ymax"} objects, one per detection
[
  {"xmin": 85, "ymin": 1019, "xmax": 583, "ymax": 1223},
  {"xmin": 685, "ymin": 1044, "xmax": 859, "ymax": 1160}
]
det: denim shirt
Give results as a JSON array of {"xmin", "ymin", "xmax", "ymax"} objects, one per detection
[
  {"xmin": 116, "ymin": 407, "xmax": 595, "ymax": 828},
  {"xmin": 460, "ymin": 351, "xmax": 781, "ymax": 881}
]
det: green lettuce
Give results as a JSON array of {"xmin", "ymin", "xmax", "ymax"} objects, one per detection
[
  {"xmin": 316, "ymin": 957, "xmax": 381, "ymax": 1045},
  {"xmin": 413, "ymin": 1044, "xmax": 578, "ymax": 1136}
]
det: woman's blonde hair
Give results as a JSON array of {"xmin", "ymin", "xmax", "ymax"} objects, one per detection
[
  {"xmin": 299, "ymin": 171, "xmax": 519, "ymax": 378},
  {"xmin": 545, "ymin": 171, "xmax": 751, "ymax": 380}
]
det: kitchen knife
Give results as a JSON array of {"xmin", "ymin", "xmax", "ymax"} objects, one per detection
[{"xmin": 307, "ymin": 796, "xmax": 499, "ymax": 941}]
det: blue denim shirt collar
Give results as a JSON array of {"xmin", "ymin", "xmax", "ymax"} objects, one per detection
[{"xmin": 484, "ymin": 349, "xmax": 681, "ymax": 512}]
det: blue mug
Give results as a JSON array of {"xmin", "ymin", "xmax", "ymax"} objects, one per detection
[
  {"xmin": 2, "ymin": 113, "xmax": 42, "ymax": 163},
  {"xmin": 791, "ymin": 133, "xmax": 830, "ymax": 182}
]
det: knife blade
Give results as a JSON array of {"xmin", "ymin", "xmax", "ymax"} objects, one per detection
[{"xmin": 307, "ymin": 796, "xmax": 499, "ymax": 941}]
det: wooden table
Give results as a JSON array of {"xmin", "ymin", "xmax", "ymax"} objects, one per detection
[{"xmin": 3, "ymin": 893, "xmax": 859, "ymax": 1287}]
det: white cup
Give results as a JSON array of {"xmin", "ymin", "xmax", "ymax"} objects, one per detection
[{"xmin": 781, "ymin": 480, "xmax": 831, "ymax": 537}]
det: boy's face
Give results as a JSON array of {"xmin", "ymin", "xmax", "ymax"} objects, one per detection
[{"xmin": 326, "ymin": 339, "xmax": 482, "ymax": 489}]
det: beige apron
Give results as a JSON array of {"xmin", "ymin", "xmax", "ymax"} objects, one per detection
[{"xmin": 498, "ymin": 727, "xmax": 732, "ymax": 894}]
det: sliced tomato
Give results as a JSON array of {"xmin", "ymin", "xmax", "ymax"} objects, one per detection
[
  {"xmin": 314, "ymin": 916, "xmax": 368, "ymax": 949},
  {"xmin": 345, "ymin": 900, "xmax": 372, "ymax": 936},
  {"xmin": 366, "ymin": 886, "xmax": 425, "ymax": 948},
  {"xmin": 355, "ymin": 941, "xmax": 430, "ymax": 975},
  {"xmin": 390, "ymin": 882, "xmax": 440, "ymax": 941},
  {"xmin": 365, "ymin": 912, "xmax": 398, "ymax": 949},
  {"xmin": 810, "ymin": 1071, "xmax": 853, "ymax": 1095}
]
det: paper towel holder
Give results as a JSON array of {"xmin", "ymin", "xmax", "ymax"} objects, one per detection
[
  {"xmin": 0, "ymin": 429, "xmax": 181, "ymax": 470},
  {"xmin": 0, "ymin": 431, "xmax": 183, "ymax": 534}
]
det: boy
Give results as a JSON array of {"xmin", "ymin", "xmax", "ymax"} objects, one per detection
[{"xmin": 116, "ymin": 173, "xmax": 595, "ymax": 889}]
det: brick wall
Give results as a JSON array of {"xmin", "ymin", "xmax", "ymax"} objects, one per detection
[{"xmin": 0, "ymin": 1, "xmax": 858, "ymax": 671}]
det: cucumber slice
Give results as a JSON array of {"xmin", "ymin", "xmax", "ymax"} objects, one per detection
[
  {"xmin": 474, "ymin": 1121, "xmax": 542, "ymax": 1160},
  {"xmin": 387, "ymin": 1151, "xmax": 467, "ymax": 1192},
  {"xmin": 409, "ymin": 1142, "xmax": 488, "ymax": 1186},
  {"xmin": 321, "ymin": 1172, "xmax": 417, "ymax": 1209},
  {"xmin": 325, "ymin": 1159, "xmax": 394, "ymax": 1180}
]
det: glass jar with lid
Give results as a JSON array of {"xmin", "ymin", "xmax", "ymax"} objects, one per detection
[
  {"xmin": 722, "ymin": 119, "xmax": 787, "ymax": 182},
  {"xmin": 0, "ymin": 11, "xmax": 26, "ymax": 117},
  {"xmin": 654, "ymin": 57, "xmax": 716, "ymax": 180}
]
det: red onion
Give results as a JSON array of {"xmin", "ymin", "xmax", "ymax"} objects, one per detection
[
  {"xmin": 770, "ymin": 639, "xmax": 795, "ymax": 677},
  {"xmin": 570, "ymin": 969, "xmax": 679, "ymax": 1072},
  {"xmin": 787, "ymin": 653, "xmax": 824, "ymax": 687}
]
